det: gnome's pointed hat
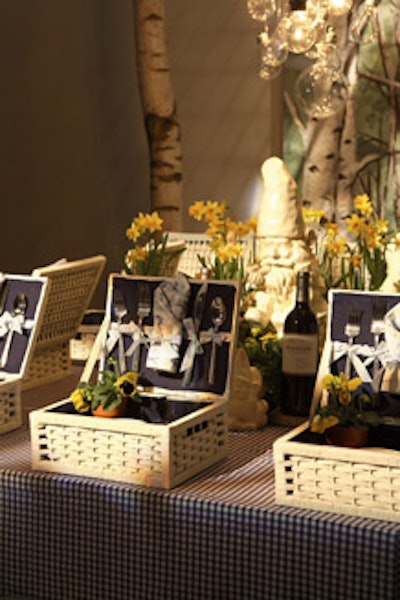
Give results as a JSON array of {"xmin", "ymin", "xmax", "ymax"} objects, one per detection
[{"xmin": 257, "ymin": 156, "xmax": 305, "ymax": 239}]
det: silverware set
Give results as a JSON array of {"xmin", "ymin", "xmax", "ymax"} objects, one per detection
[
  {"xmin": 105, "ymin": 281, "xmax": 228, "ymax": 388},
  {"xmin": 132, "ymin": 283, "xmax": 151, "ymax": 372}
]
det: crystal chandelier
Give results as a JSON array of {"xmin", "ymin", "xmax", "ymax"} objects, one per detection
[{"xmin": 247, "ymin": 0, "xmax": 379, "ymax": 118}]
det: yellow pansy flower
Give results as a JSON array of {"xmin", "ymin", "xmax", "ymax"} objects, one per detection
[
  {"xmin": 115, "ymin": 371, "xmax": 139, "ymax": 396},
  {"xmin": 310, "ymin": 413, "xmax": 340, "ymax": 434},
  {"xmin": 70, "ymin": 388, "xmax": 91, "ymax": 414}
]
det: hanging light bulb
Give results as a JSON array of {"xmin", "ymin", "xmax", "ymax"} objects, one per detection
[
  {"xmin": 259, "ymin": 62, "xmax": 283, "ymax": 80},
  {"xmin": 295, "ymin": 60, "xmax": 348, "ymax": 118},
  {"xmin": 284, "ymin": 12, "xmax": 318, "ymax": 53},
  {"xmin": 259, "ymin": 28, "xmax": 289, "ymax": 67},
  {"xmin": 283, "ymin": 0, "xmax": 320, "ymax": 54},
  {"xmin": 326, "ymin": 0, "xmax": 353, "ymax": 17},
  {"xmin": 350, "ymin": 0, "xmax": 378, "ymax": 44}
]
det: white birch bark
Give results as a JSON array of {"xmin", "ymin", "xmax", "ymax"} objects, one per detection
[
  {"xmin": 133, "ymin": 0, "xmax": 183, "ymax": 231},
  {"xmin": 286, "ymin": 1, "xmax": 399, "ymax": 226}
]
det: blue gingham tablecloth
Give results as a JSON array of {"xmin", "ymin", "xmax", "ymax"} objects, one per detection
[{"xmin": 1, "ymin": 375, "xmax": 400, "ymax": 600}]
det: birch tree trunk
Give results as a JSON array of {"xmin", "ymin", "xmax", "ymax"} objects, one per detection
[
  {"xmin": 133, "ymin": 0, "xmax": 183, "ymax": 231},
  {"xmin": 285, "ymin": 0, "xmax": 399, "ymax": 227}
]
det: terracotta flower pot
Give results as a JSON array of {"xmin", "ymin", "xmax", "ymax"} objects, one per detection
[
  {"xmin": 92, "ymin": 397, "xmax": 128, "ymax": 418},
  {"xmin": 326, "ymin": 425, "xmax": 369, "ymax": 448}
]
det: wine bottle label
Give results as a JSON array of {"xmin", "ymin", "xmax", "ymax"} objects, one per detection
[{"xmin": 282, "ymin": 334, "xmax": 318, "ymax": 375}]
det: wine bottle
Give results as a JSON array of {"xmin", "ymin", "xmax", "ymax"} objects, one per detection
[{"xmin": 281, "ymin": 271, "xmax": 319, "ymax": 416}]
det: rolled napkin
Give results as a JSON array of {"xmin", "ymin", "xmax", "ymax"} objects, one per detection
[
  {"xmin": 146, "ymin": 273, "xmax": 191, "ymax": 373},
  {"xmin": 383, "ymin": 302, "xmax": 400, "ymax": 361},
  {"xmin": 371, "ymin": 302, "xmax": 400, "ymax": 419}
]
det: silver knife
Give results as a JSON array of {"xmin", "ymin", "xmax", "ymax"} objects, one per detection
[{"xmin": 183, "ymin": 282, "xmax": 208, "ymax": 386}]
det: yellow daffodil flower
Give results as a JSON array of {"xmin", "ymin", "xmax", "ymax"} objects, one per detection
[
  {"xmin": 346, "ymin": 213, "xmax": 367, "ymax": 236},
  {"xmin": 126, "ymin": 224, "xmax": 142, "ymax": 242},
  {"xmin": 143, "ymin": 211, "xmax": 163, "ymax": 233},
  {"xmin": 247, "ymin": 216, "xmax": 258, "ymax": 231},
  {"xmin": 302, "ymin": 207, "xmax": 325, "ymax": 224},
  {"xmin": 326, "ymin": 237, "xmax": 348, "ymax": 257},
  {"xmin": 323, "ymin": 221, "xmax": 339, "ymax": 238},
  {"xmin": 350, "ymin": 253, "xmax": 363, "ymax": 268},
  {"xmin": 354, "ymin": 194, "xmax": 373, "ymax": 216}
]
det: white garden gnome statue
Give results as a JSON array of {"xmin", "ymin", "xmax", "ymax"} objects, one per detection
[
  {"xmin": 227, "ymin": 348, "xmax": 268, "ymax": 430},
  {"xmin": 245, "ymin": 156, "xmax": 325, "ymax": 335}
]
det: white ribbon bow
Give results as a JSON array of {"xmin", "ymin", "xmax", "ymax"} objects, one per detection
[
  {"xmin": 0, "ymin": 310, "xmax": 33, "ymax": 338},
  {"xmin": 200, "ymin": 327, "xmax": 231, "ymax": 347},
  {"xmin": 105, "ymin": 321, "xmax": 138, "ymax": 368},
  {"xmin": 145, "ymin": 328, "xmax": 182, "ymax": 358},
  {"xmin": 332, "ymin": 341, "xmax": 387, "ymax": 382},
  {"xmin": 145, "ymin": 327, "xmax": 183, "ymax": 371},
  {"xmin": 125, "ymin": 322, "xmax": 149, "ymax": 358},
  {"xmin": 180, "ymin": 317, "xmax": 204, "ymax": 374}
]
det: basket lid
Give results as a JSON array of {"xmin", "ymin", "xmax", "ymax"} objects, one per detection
[{"xmin": 97, "ymin": 273, "xmax": 241, "ymax": 402}]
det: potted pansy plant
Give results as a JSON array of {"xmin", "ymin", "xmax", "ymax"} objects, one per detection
[
  {"xmin": 70, "ymin": 358, "xmax": 141, "ymax": 418},
  {"xmin": 310, "ymin": 372, "xmax": 381, "ymax": 447}
]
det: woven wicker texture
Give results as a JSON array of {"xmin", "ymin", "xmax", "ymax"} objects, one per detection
[
  {"xmin": 0, "ymin": 381, "xmax": 21, "ymax": 434},
  {"xmin": 274, "ymin": 423, "xmax": 400, "ymax": 522},
  {"xmin": 168, "ymin": 231, "xmax": 255, "ymax": 277},
  {"xmin": 167, "ymin": 232, "xmax": 213, "ymax": 277},
  {"xmin": 24, "ymin": 256, "xmax": 106, "ymax": 389},
  {"xmin": 31, "ymin": 404, "xmax": 227, "ymax": 488}
]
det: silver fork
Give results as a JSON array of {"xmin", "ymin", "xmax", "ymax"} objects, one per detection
[
  {"xmin": 371, "ymin": 299, "xmax": 386, "ymax": 378},
  {"xmin": 208, "ymin": 296, "xmax": 226, "ymax": 385},
  {"xmin": 344, "ymin": 309, "xmax": 362, "ymax": 377},
  {"xmin": 113, "ymin": 288, "xmax": 128, "ymax": 372},
  {"xmin": 132, "ymin": 282, "xmax": 151, "ymax": 372}
]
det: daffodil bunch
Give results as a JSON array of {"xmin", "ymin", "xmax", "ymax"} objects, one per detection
[
  {"xmin": 71, "ymin": 358, "xmax": 141, "ymax": 414},
  {"xmin": 188, "ymin": 200, "xmax": 257, "ymax": 281},
  {"xmin": 303, "ymin": 194, "xmax": 394, "ymax": 296},
  {"xmin": 311, "ymin": 372, "xmax": 380, "ymax": 434},
  {"xmin": 123, "ymin": 210, "xmax": 182, "ymax": 276}
]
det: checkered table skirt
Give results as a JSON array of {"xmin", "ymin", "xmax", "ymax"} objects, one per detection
[{"xmin": 1, "ymin": 379, "xmax": 400, "ymax": 599}]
